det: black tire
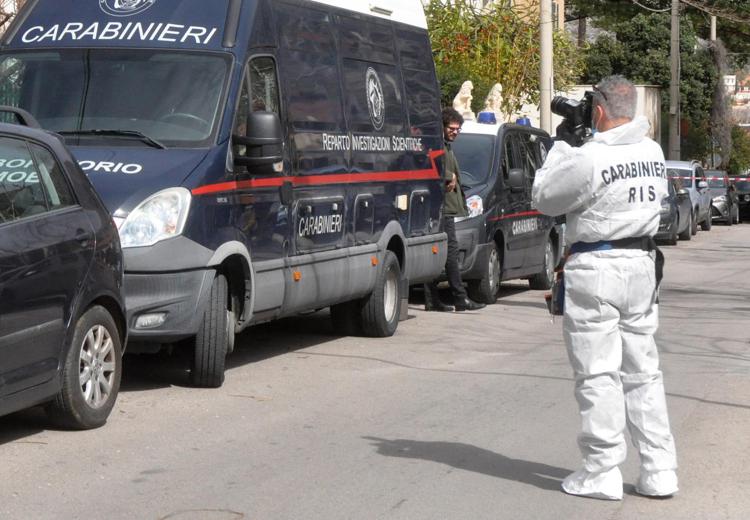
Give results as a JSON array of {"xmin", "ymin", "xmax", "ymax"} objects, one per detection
[
  {"xmin": 690, "ymin": 209, "xmax": 698, "ymax": 236},
  {"xmin": 46, "ymin": 306, "xmax": 122, "ymax": 430},
  {"xmin": 529, "ymin": 237, "xmax": 555, "ymax": 290},
  {"xmin": 701, "ymin": 206, "xmax": 712, "ymax": 231},
  {"xmin": 467, "ymin": 243, "xmax": 500, "ymax": 304},
  {"xmin": 678, "ymin": 210, "xmax": 692, "ymax": 241},
  {"xmin": 331, "ymin": 300, "xmax": 363, "ymax": 336},
  {"xmin": 360, "ymin": 251, "xmax": 401, "ymax": 337},
  {"xmin": 191, "ymin": 273, "xmax": 230, "ymax": 388}
]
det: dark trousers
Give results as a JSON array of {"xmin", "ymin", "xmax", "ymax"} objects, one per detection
[{"xmin": 425, "ymin": 215, "xmax": 467, "ymax": 304}]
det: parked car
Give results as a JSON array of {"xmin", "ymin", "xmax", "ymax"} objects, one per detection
[
  {"xmin": 735, "ymin": 178, "xmax": 750, "ymax": 219},
  {"xmin": 449, "ymin": 120, "xmax": 564, "ymax": 304},
  {"xmin": 656, "ymin": 177, "xmax": 692, "ymax": 244},
  {"xmin": 666, "ymin": 160, "xmax": 712, "ymax": 234},
  {"xmin": 706, "ymin": 170, "xmax": 739, "ymax": 225},
  {"xmin": 0, "ymin": 107, "xmax": 125, "ymax": 430}
]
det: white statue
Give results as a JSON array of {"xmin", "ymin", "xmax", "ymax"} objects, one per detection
[
  {"xmin": 483, "ymin": 83, "xmax": 505, "ymax": 120},
  {"xmin": 452, "ymin": 80, "xmax": 475, "ymax": 121}
]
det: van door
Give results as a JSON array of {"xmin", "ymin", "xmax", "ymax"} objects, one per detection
[
  {"xmin": 517, "ymin": 131, "xmax": 547, "ymax": 270},
  {"xmin": 499, "ymin": 132, "xmax": 528, "ymax": 270},
  {"xmin": 231, "ymin": 55, "xmax": 289, "ymax": 314},
  {"xmin": 0, "ymin": 136, "xmax": 93, "ymax": 396}
]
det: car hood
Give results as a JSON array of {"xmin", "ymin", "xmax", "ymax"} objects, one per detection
[{"xmin": 69, "ymin": 147, "xmax": 211, "ymax": 214}]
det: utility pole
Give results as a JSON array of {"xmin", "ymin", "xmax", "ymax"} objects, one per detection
[
  {"xmin": 540, "ymin": 0, "xmax": 553, "ymax": 133},
  {"xmin": 668, "ymin": 0, "xmax": 681, "ymax": 160},
  {"xmin": 710, "ymin": 15, "xmax": 717, "ymax": 41}
]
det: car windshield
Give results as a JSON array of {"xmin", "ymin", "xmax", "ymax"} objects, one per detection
[
  {"xmin": 451, "ymin": 134, "xmax": 495, "ymax": 188},
  {"xmin": 0, "ymin": 49, "xmax": 230, "ymax": 148},
  {"xmin": 668, "ymin": 168, "xmax": 693, "ymax": 188},
  {"xmin": 708, "ymin": 177, "xmax": 726, "ymax": 188},
  {"xmin": 735, "ymin": 180, "xmax": 750, "ymax": 192}
]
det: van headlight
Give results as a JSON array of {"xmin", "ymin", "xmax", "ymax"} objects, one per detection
[
  {"xmin": 118, "ymin": 188, "xmax": 192, "ymax": 248},
  {"xmin": 466, "ymin": 195, "xmax": 484, "ymax": 218}
]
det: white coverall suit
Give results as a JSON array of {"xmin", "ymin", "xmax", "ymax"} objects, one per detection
[{"xmin": 532, "ymin": 116, "xmax": 678, "ymax": 499}]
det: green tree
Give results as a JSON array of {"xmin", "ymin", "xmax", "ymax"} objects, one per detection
[
  {"xmin": 728, "ymin": 126, "xmax": 750, "ymax": 176},
  {"xmin": 582, "ymin": 13, "xmax": 717, "ymax": 160},
  {"xmin": 425, "ymin": 0, "xmax": 585, "ymax": 117}
]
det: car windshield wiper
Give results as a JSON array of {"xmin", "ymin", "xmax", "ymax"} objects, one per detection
[{"xmin": 58, "ymin": 129, "xmax": 166, "ymax": 149}]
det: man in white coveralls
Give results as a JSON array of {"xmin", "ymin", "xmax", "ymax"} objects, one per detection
[{"xmin": 532, "ymin": 75, "xmax": 678, "ymax": 500}]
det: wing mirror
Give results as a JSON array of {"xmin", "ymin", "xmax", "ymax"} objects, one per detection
[
  {"xmin": 507, "ymin": 168, "xmax": 525, "ymax": 193},
  {"xmin": 697, "ymin": 180, "xmax": 708, "ymax": 189},
  {"xmin": 233, "ymin": 111, "xmax": 283, "ymax": 171}
]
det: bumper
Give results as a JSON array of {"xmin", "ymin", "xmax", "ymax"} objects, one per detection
[
  {"xmin": 711, "ymin": 201, "xmax": 730, "ymax": 220},
  {"xmin": 124, "ymin": 269, "xmax": 215, "ymax": 343},
  {"xmin": 454, "ymin": 216, "xmax": 492, "ymax": 280}
]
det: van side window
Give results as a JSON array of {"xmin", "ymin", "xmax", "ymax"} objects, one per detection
[
  {"xmin": 502, "ymin": 135, "xmax": 520, "ymax": 180},
  {"xmin": 276, "ymin": 3, "xmax": 344, "ymax": 132},
  {"xmin": 249, "ymin": 57, "xmax": 280, "ymax": 114},
  {"xmin": 395, "ymin": 27, "xmax": 441, "ymax": 137},
  {"xmin": 518, "ymin": 134, "xmax": 538, "ymax": 180}
]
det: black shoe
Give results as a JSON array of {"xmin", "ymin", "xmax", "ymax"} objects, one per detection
[
  {"xmin": 425, "ymin": 301, "xmax": 454, "ymax": 312},
  {"xmin": 454, "ymin": 297, "xmax": 486, "ymax": 312}
]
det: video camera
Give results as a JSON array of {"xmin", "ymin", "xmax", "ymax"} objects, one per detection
[{"xmin": 551, "ymin": 91, "xmax": 595, "ymax": 147}]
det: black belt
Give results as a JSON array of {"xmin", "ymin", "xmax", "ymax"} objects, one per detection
[{"xmin": 569, "ymin": 237, "xmax": 653, "ymax": 255}]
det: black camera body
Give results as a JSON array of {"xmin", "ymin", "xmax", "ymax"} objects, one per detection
[{"xmin": 551, "ymin": 91, "xmax": 595, "ymax": 147}]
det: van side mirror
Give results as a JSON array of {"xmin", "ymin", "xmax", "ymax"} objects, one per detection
[
  {"xmin": 508, "ymin": 168, "xmax": 525, "ymax": 193},
  {"xmin": 233, "ymin": 111, "xmax": 283, "ymax": 170}
]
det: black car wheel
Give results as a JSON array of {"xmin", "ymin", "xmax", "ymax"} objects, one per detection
[
  {"xmin": 191, "ymin": 273, "xmax": 231, "ymax": 388},
  {"xmin": 468, "ymin": 243, "xmax": 501, "ymax": 304},
  {"xmin": 701, "ymin": 206, "xmax": 712, "ymax": 231},
  {"xmin": 47, "ymin": 306, "xmax": 122, "ymax": 430},
  {"xmin": 691, "ymin": 209, "xmax": 698, "ymax": 236}
]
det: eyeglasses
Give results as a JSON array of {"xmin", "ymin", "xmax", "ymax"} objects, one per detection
[
  {"xmin": 446, "ymin": 126, "xmax": 461, "ymax": 133},
  {"xmin": 593, "ymin": 85, "xmax": 608, "ymax": 101}
]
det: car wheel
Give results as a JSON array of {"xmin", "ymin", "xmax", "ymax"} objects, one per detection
[
  {"xmin": 690, "ymin": 209, "xmax": 698, "ymax": 235},
  {"xmin": 360, "ymin": 251, "xmax": 401, "ymax": 337},
  {"xmin": 46, "ymin": 305, "xmax": 122, "ymax": 430},
  {"xmin": 529, "ymin": 237, "xmax": 555, "ymax": 290},
  {"xmin": 701, "ymin": 206, "xmax": 712, "ymax": 231},
  {"xmin": 191, "ymin": 273, "xmax": 231, "ymax": 388},
  {"xmin": 678, "ymin": 210, "xmax": 692, "ymax": 241},
  {"xmin": 467, "ymin": 242, "xmax": 500, "ymax": 304}
]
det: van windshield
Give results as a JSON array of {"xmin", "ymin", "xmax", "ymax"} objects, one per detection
[
  {"xmin": 0, "ymin": 49, "xmax": 230, "ymax": 148},
  {"xmin": 451, "ymin": 134, "xmax": 495, "ymax": 188},
  {"xmin": 667, "ymin": 168, "xmax": 693, "ymax": 188},
  {"xmin": 708, "ymin": 177, "xmax": 726, "ymax": 188}
]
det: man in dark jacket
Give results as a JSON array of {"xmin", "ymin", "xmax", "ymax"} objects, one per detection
[{"xmin": 424, "ymin": 108, "xmax": 486, "ymax": 312}]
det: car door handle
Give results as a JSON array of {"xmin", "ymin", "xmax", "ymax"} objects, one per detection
[{"xmin": 75, "ymin": 230, "xmax": 93, "ymax": 246}]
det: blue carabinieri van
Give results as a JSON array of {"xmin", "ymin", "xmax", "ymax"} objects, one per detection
[{"xmin": 0, "ymin": 0, "xmax": 447, "ymax": 387}]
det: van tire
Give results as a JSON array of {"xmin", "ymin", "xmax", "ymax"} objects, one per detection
[
  {"xmin": 701, "ymin": 207, "xmax": 712, "ymax": 231},
  {"xmin": 191, "ymin": 273, "xmax": 229, "ymax": 388},
  {"xmin": 47, "ymin": 306, "xmax": 122, "ymax": 430},
  {"xmin": 467, "ymin": 243, "xmax": 500, "ymax": 304},
  {"xmin": 691, "ymin": 209, "xmax": 698, "ymax": 235},
  {"xmin": 529, "ymin": 238, "xmax": 555, "ymax": 290},
  {"xmin": 331, "ymin": 300, "xmax": 364, "ymax": 336},
  {"xmin": 360, "ymin": 251, "xmax": 401, "ymax": 337}
]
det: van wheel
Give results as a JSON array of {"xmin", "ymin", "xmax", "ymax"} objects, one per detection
[
  {"xmin": 361, "ymin": 251, "xmax": 401, "ymax": 337},
  {"xmin": 46, "ymin": 306, "xmax": 122, "ymax": 430},
  {"xmin": 191, "ymin": 273, "xmax": 230, "ymax": 388},
  {"xmin": 467, "ymin": 243, "xmax": 500, "ymax": 304},
  {"xmin": 529, "ymin": 238, "xmax": 555, "ymax": 290},
  {"xmin": 331, "ymin": 300, "xmax": 363, "ymax": 336},
  {"xmin": 701, "ymin": 207, "xmax": 712, "ymax": 231}
]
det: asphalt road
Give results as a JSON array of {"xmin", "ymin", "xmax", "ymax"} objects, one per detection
[{"xmin": 2, "ymin": 223, "xmax": 750, "ymax": 520}]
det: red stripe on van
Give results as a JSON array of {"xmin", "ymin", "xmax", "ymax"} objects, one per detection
[
  {"xmin": 487, "ymin": 210, "xmax": 542, "ymax": 222},
  {"xmin": 192, "ymin": 168, "xmax": 441, "ymax": 195}
]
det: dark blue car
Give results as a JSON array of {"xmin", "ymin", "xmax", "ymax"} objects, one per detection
[{"xmin": 0, "ymin": 109, "xmax": 125, "ymax": 429}]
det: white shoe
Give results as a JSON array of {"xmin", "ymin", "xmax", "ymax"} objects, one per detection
[
  {"xmin": 636, "ymin": 470, "xmax": 678, "ymax": 497},
  {"xmin": 561, "ymin": 467, "xmax": 623, "ymax": 500}
]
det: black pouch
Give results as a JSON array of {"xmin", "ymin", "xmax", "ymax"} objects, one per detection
[{"xmin": 545, "ymin": 271, "xmax": 565, "ymax": 316}]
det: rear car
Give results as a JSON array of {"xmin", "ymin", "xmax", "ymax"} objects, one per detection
[
  {"xmin": 735, "ymin": 178, "xmax": 750, "ymax": 220},
  {"xmin": 666, "ymin": 160, "xmax": 712, "ymax": 234},
  {"xmin": 706, "ymin": 170, "xmax": 739, "ymax": 225},
  {"xmin": 0, "ymin": 108, "xmax": 125, "ymax": 429},
  {"xmin": 450, "ymin": 120, "xmax": 564, "ymax": 304},
  {"xmin": 655, "ymin": 177, "xmax": 692, "ymax": 244}
]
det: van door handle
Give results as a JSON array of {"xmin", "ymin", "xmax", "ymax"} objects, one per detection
[{"xmin": 74, "ymin": 230, "xmax": 92, "ymax": 247}]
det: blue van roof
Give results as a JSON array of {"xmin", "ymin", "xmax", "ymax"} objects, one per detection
[{"xmin": 4, "ymin": 0, "xmax": 239, "ymax": 51}]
